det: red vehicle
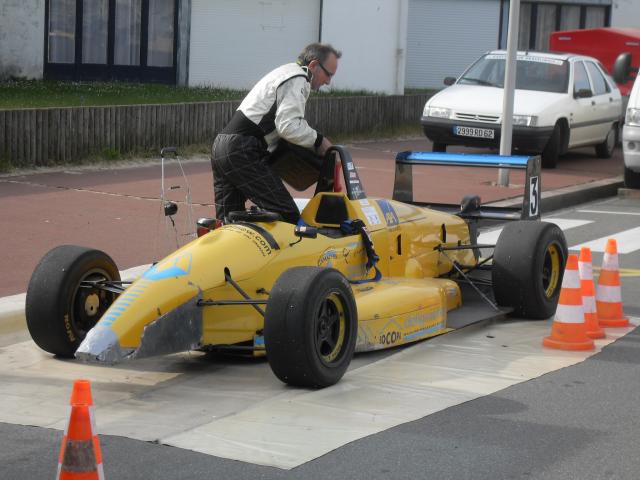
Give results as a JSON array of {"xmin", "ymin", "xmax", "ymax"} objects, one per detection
[{"xmin": 550, "ymin": 27, "xmax": 640, "ymax": 97}]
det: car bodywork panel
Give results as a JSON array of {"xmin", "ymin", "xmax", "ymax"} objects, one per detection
[{"xmin": 76, "ymin": 193, "xmax": 474, "ymax": 364}]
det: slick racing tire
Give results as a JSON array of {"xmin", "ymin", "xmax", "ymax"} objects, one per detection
[
  {"xmin": 25, "ymin": 245, "xmax": 120, "ymax": 357},
  {"xmin": 264, "ymin": 267, "xmax": 358, "ymax": 388},
  {"xmin": 492, "ymin": 221, "xmax": 567, "ymax": 319}
]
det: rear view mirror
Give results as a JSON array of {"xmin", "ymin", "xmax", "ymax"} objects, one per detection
[
  {"xmin": 574, "ymin": 88, "xmax": 593, "ymax": 99},
  {"xmin": 444, "ymin": 76, "xmax": 456, "ymax": 86},
  {"xmin": 613, "ymin": 52, "xmax": 637, "ymax": 84},
  {"xmin": 294, "ymin": 225, "xmax": 317, "ymax": 239}
]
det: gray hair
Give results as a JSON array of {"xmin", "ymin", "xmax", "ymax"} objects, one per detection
[{"xmin": 297, "ymin": 43, "xmax": 342, "ymax": 66}]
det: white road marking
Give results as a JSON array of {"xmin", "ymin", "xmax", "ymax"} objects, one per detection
[
  {"xmin": 478, "ymin": 218, "xmax": 592, "ymax": 245},
  {"xmin": 578, "ymin": 209, "xmax": 640, "ymax": 216},
  {"xmin": 570, "ymin": 227, "xmax": 640, "ymax": 254}
]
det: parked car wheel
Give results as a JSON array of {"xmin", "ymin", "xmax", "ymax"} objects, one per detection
[
  {"xmin": 25, "ymin": 245, "xmax": 120, "ymax": 357},
  {"xmin": 624, "ymin": 165, "xmax": 640, "ymax": 188},
  {"xmin": 264, "ymin": 267, "xmax": 358, "ymax": 388},
  {"xmin": 492, "ymin": 221, "xmax": 568, "ymax": 319},
  {"xmin": 541, "ymin": 124, "xmax": 562, "ymax": 169},
  {"xmin": 595, "ymin": 124, "xmax": 617, "ymax": 158},
  {"xmin": 432, "ymin": 142, "xmax": 447, "ymax": 152}
]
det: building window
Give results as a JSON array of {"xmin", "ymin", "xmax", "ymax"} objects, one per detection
[
  {"xmin": 44, "ymin": 0, "xmax": 178, "ymax": 83},
  {"xmin": 48, "ymin": 0, "xmax": 76, "ymax": 63},
  {"xmin": 82, "ymin": 0, "xmax": 109, "ymax": 64},
  {"xmin": 148, "ymin": 0, "xmax": 175, "ymax": 67},
  {"xmin": 115, "ymin": 0, "xmax": 142, "ymax": 66}
]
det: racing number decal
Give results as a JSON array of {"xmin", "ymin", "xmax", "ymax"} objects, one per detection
[{"xmin": 529, "ymin": 176, "xmax": 539, "ymax": 217}]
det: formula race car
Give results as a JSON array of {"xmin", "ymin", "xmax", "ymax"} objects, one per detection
[{"xmin": 26, "ymin": 146, "xmax": 567, "ymax": 388}]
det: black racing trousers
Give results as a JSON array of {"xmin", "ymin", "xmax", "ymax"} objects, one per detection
[{"xmin": 211, "ymin": 134, "xmax": 300, "ymax": 224}]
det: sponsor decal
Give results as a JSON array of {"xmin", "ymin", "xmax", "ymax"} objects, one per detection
[
  {"xmin": 376, "ymin": 199, "xmax": 399, "ymax": 226},
  {"xmin": 379, "ymin": 331, "xmax": 401, "ymax": 345},
  {"xmin": 359, "ymin": 199, "xmax": 370, "ymax": 206},
  {"xmin": 318, "ymin": 248, "xmax": 338, "ymax": 267},
  {"xmin": 225, "ymin": 225, "xmax": 273, "ymax": 257},
  {"xmin": 485, "ymin": 53, "xmax": 564, "ymax": 65},
  {"xmin": 361, "ymin": 206, "xmax": 381, "ymax": 226},
  {"xmin": 143, "ymin": 253, "xmax": 193, "ymax": 281},
  {"xmin": 346, "ymin": 162, "xmax": 355, "ymax": 171}
]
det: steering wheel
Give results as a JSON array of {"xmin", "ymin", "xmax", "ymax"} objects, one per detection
[{"xmin": 228, "ymin": 206, "xmax": 282, "ymax": 223}]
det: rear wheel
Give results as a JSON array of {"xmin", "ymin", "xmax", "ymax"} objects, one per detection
[
  {"xmin": 492, "ymin": 221, "xmax": 567, "ymax": 319},
  {"xmin": 541, "ymin": 124, "xmax": 562, "ymax": 168},
  {"xmin": 25, "ymin": 245, "xmax": 120, "ymax": 357},
  {"xmin": 624, "ymin": 165, "xmax": 640, "ymax": 188},
  {"xmin": 264, "ymin": 267, "xmax": 357, "ymax": 388},
  {"xmin": 595, "ymin": 124, "xmax": 616, "ymax": 158}
]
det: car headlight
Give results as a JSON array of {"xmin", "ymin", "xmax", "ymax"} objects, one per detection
[
  {"xmin": 424, "ymin": 106, "xmax": 452, "ymax": 119},
  {"xmin": 512, "ymin": 115, "xmax": 538, "ymax": 127},
  {"xmin": 626, "ymin": 108, "xmax": 640, "ymax": 126}
]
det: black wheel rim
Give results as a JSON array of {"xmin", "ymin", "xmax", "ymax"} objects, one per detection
[
  {"xmin": 71, "ymin": 268, "xmax": 116, "ymax": 337},
  {"xmin": 314, "ymin": 291, "xmax": 347, "ymax": 366}
]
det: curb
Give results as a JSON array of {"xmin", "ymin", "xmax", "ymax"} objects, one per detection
[{"xmin": 487, "ymin": 176, "xmax": 624, "ymax": 212}]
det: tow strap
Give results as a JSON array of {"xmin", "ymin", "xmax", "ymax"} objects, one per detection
[{"xmin": 340, "ymin": 219, "xmax": 382, "ymax": 283}]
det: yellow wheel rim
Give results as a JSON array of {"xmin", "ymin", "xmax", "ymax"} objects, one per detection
[
  {"xmin": 315, "ymin": 292, "xmax": 346, "ymax": 364},
  {"xmin": 543, "ymin": 244, "xmax": 562, "ymax": 298}
]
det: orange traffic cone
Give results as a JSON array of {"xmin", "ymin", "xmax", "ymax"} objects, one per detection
[
  {"xmin": 596, "ymin": 239, "xmax": 629, "ymax": 327},
  {"xmin": 543, "ymin": 254, "xmax": 595, "ymax": 351},
  {"xmin": 57, "ymin": 380, "xmax": 104, "ymax": 480},
  {"xmin": 578, "ymin": 247, "xmax": 605, "ymax": 339}
]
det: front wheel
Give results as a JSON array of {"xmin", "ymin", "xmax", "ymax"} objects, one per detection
[
  {"xmin": 492, "ymin": 221, "xmax": 567, "ymax": 319},
  {"xmin": 541, "ymin": 125, "xmax": 562, "ymax": 168},
  {"xmin": 264, "ymin": 267, "xmax": 357, "ymax": 388},
  {"xmin": 432, "ymin": 142, "xmax": 447, "ymax": 152},
  {"xmin": 25, "ymin": 245, "xmax": 120, "ymax": 357},
  {"xmin": 624, "ymin": 165, "xmax": 640, "ymax": 189}
]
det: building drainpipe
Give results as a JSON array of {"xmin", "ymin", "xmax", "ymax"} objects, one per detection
[
  {"xmin": 395, "ymin": 0, "xmax": 408, "ymax": 95},
  {"xmin": 318, "ymin": 0, "xmax": 323, "ymax": 42}
]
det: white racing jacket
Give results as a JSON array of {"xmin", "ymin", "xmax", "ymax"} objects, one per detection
[{"xmin": 236, "ymin": 63, "xmax": 320, "ymax": 152}]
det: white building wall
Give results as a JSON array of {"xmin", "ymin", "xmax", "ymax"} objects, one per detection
[
  {"xmin": 611, "ymin": 0, "xmax": 640, "ymax": 28},
  {"xmin": 188, "ymin": 0, "xmax": 320, "ymax": 88},
  {"xmin": 405, "ymin": 0, "xmax": 501, "ymax": 89},
  {"xmin": 321, "ymin": 0, "xmax": 408, "ymax": 94},
  {"xmin": 0, "ymin": 0, "xmax": 44, "ymax": 79}
]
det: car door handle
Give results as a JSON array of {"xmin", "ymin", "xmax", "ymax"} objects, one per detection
[
  {"xmin": 609, "ymin": 97, "xmax": 614, "ymax": 102},
  {"xmin": 591, "ymin": 101, "xmax": 596, "ymax": 106}
]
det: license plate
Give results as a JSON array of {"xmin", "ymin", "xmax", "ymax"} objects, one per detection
[{"xmin": 454, "ymin": 126, "xmax": 495, "ymax": 139}]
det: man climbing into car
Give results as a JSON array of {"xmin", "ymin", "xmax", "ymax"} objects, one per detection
[{"xmin": 211, "ymin": 43, "xmax": 341, "ymax": 224}]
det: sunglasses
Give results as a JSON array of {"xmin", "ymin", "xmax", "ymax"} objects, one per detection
[{"xmin": 318, "ymin": 61, "xmax": 335, "ymax": 78}]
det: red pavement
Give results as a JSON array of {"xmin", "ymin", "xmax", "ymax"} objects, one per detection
[{"xmin": 0, "ymin": 137, "xmax": 624, "ymax": 297}]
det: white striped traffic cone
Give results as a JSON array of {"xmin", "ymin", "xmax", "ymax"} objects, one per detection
[
  {"xmin": 543, "ymin": 254, "xmax": 595, "ymax": 351},
  {"xmin": 578, "ymin": 247, "xmax": 605, "ymax": 339},
  {"xmin": 596, "ymin": 239, "xmax": 629, "ymax": 327}
]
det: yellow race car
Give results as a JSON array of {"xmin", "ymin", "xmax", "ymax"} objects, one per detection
[{"xmin": 26, "ymin": 146, "xmax": 567, "ymax": 388}]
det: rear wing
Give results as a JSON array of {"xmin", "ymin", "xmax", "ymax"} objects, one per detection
[{"xmin": 392, "ymin": 151, "xmax": 541, "ymax": 220}]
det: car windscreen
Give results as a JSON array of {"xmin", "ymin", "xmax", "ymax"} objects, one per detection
[{"xmin": 458, "ymin": 54, "xmax": 569, "ymax": 93}]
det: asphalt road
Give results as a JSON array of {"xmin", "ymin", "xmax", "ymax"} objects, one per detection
[{"xmin": 1, "ymin": 139, "xmax": 639, "ymax": 479}]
